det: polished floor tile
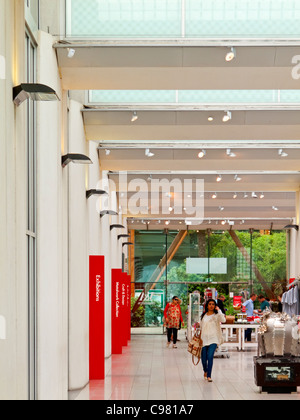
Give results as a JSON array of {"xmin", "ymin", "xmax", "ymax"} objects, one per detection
[{"xmin": 74, "ymin": 331, "xmax": 300, "ymax": 401}]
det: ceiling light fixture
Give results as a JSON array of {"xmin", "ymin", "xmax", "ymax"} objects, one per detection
[
  {"xmin": 260, "ymin": 193, "xmax": 265, "ymax": 199},
  {"xmin": 131, "ymin": 111, "xmax": 138, "ymax": 122},
  {"xmin": 251, "ymin": 192, "xmax": 258, "ymax": 199},
  {"xmin": 198, "ymin": 149, "xmax": 206, "ymax": 158},
  {"xmin": 212, "ymin": 193, "xmax": 217, "ymax": 199},
  {"xmin": 243, "ymin": 192, "xmax": 249, "ymax": 199},
  {"xmin": 219, "ymin": 206, "xmax": 225, "ymax": 211},
  {"xmin": 272, "ymin": 206, "xmax": 279, "ymax": 211},
  {"xmin": 278, "ymin": 148, "xmax": 288, "ymax": 157},
  {"xmin": 222, "ymin": 111, "xmax": 232, "ymax": 122},
  {"xmin": 233, "ymin": 193, "xmax": 238, "ymax": 199},
  {"xmin": 105, "ymin": 149, "xmax": 111, "ymax": 156},
  {"xmin": 67, "ymin": 48, "xmax": 76, "ymax": 58},
  {"xmin": 225, "ymin": 47, "xmax": 236, "ymax": 62},
  {"xmin": 110, "ymin": 224, "xmax": 125, "ymax": 231},
  {"xmin": 208, "ymin": 116, "xmax": 214, "ymax": 122},
  {"xmin": 226, "ymin": 148, "xmax": 236, "ymax": 158},
  {"xmin": 118, "ymin": 234, "xmax": 130, "ymax": 240},
  {"xmin": 86, "ymin": 189, "xmax": 108, "ymax": 199},
  {"xmin": 284, "ymin": 224, "xmax": 299, "ymax": 231},
  {"xmin": 100, "ymin": 210, "xmax": 118, "ymax": 218},
  {"xmin": 145, "ymin": 148, "xmax": 155, "ymax": 157},
  {"xmin": 216, "ymin": 175, "xmax": 222, "ymax": 182},
  {"xmin": 13, "ymin": 83, "xmax": 60, "ymax": 106},
  {"xmin": 62, "ymin": 153, "xmax": 93, "ymax": 168},
  {"xmin": 234, "ymin": 174, "xmax": 242, "ymax": 182}
]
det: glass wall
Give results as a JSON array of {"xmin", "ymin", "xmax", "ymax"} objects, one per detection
[
  {"xmin": 131, "ymin": 229, "xmax": 287, "ymax": 334},
  {"xmin": 66, "ymin": 0, "xmax": 300, "ymax": 39}
]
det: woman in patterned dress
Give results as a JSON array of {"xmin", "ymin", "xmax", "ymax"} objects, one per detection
[{"xmin": 164, "ymin": 296, "xmax": 184, "ymax": 348}]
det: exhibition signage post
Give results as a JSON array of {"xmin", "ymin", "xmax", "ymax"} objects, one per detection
[
  {"xmin": 127, "ymin": 274, "xmax": 131, "ymax": 342},
  {"xmin": 121, "ymin": 272, "xmax": 128, "ymax": 347},
  {"xmin": 89, "ymin": 256, "xmax": 105, "ymax": 380},
  {"xmin": 111, "ymin": 269, "xmax": 123, "ymax": 354}
]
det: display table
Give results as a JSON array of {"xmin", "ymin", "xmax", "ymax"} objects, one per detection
[{"xmin": 221, "ymin": 324, "xmax": 259, "ymax": 351}]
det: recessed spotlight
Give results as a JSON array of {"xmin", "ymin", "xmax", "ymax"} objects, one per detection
[
  {"xmin": 278, "ymin": 149, "xmax": 288, "ymax": 157},
  {"xmin": 198, "ymin": 149, "xmax": 206, "ymax": 158},
  {"xmin": 145, "ymin": 148, "xmax": 155, "ymax": 157},
  {"xmin": 208, "ymin": 116, "xmax": 214, "ymax": 122},
  {"xmin": 67, "ymin": 48, "xmax": 76, "ymax": 58},
  {"xmin": 223, "ymin": 111, "xmax": 232, "ymax": 122},
  {"xmin": 165, "ymin": 220, "xmax": 170, "ymax": 225},
  {"xmin": 226, "ymin": 148, "xmax": 236, "ymax": 158},
  {"xmin": 225, "ymin": 47, "xmax": 236, "ymax": 62},
  {"xmin": 131, "ymin": 111, "xmax": 138, "ymax": 122},
  {"xmin": 221, "ymin": 220, "xmax": 226, "ymax": 225},
  {"xmin": 169, "ymin": 206, "xmax": 173, "ymax": 212}
]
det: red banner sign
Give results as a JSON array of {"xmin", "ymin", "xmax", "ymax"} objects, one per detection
[
  {"xmin": 89, "ymin": 256, "xmax": 105, "ymax": 380},
  {"xmin": 121, "ymin": 273, "xmax": 128, "ymax": 347},
  {"xmin": 127, "ymin": 275, "xmax": 131, "ymax": 342},
  {"xmin": 111, "ymin": 269, "xmax": 123, "ymax": 354}
]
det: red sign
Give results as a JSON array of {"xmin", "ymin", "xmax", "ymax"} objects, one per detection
[
  {"xmin": 89, "ymin": 256, "xmax": 105, "ymax": 380},
  {"xmin": 111, "ymin": 269, "xmax": 123, "ymax": 354},
  {"xmin": 127, "ymin": 275, "xmax": 131, "ymax": 342},
  {"xmin": 121, "ymin": 273, "xmax": 128, "ymax": 347},
  {"xmin": 233, "ymin": 296, "xmax": 242, "ymax": 311}
]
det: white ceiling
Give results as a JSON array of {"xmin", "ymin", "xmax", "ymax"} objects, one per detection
[
  {"xmin": 54, "ymin": 41, "xmax": 300, "ymax": 230},
  {"xmin": 55, "ymin": 43, "xmax": 300, "ymax": 90}
]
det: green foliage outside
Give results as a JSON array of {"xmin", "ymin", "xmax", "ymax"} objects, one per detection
[
  {"xmin": 131, "ymin": 297, "xmax": 163, "ymax": 327},
  {"xmin": 132, "ymin": 230, "xmax": 287, "ymax": 326}
]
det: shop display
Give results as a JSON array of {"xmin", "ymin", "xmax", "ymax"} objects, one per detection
[
  {"xmin": 282, "ymin": 279, "xmax": 300, "ymax": 317},
  {"xmin": 257, "ymin": 311, "xmax": 300, "ymax": 358},
  {"xmin": 254, "ymin": 310, "xmax": 300, "ymax": 393},
  {"xmin": 187, "ymin": 292, "xmax": 203, "ymax": 342}
]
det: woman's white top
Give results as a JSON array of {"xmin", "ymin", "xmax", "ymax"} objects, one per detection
[{"xmin": 200, "ymin": 310, "xmax": 226, "ymax": 347}]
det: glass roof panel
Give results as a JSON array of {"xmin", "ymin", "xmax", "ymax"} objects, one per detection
[
  {"xmin": 66, "ymin": 0, "xmax": 300, "ymax": 39},
  {"xmin": 89, "ymin": 90, "xmax": 300, "ymax": 105}
]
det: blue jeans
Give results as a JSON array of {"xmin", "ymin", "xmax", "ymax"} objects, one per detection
[{"xmin": 201, "ymin": 344, "xmax": 218, "ymax": 379}]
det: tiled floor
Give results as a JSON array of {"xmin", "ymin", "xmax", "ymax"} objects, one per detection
[{"xmin": 74, "ymin": 331, "xmax": 300, "ymax": 401}]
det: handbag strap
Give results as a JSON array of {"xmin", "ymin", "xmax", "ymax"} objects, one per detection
[{"xmin": 192, "ymin": 355, "xmax": 201, "ymax": 366}]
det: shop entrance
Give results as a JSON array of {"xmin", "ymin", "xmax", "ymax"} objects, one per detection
[{"xmin": 130, "ymin": 229, "xmax": 288, "ymax": 335}]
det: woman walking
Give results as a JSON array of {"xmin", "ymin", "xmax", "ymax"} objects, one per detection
[
  {"xmin": 164, "ymin": 296, "xmax": 184, "ymax": 348},
  {"xmin": 200, "ymin": 299, "xmax": 226, "ymax": 382}
]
